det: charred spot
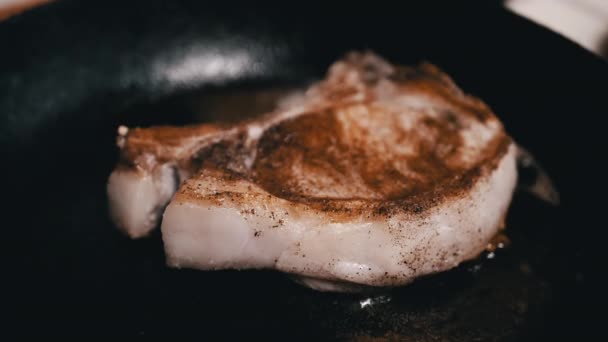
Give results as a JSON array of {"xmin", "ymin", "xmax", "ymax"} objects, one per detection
[
  {"xmin": 389, "ymin": 65, "xmax": 427, "ymax": 82},
  {"xmin": 376, "ymin": 205, "xmax": 389, "ymax": 216},
  {"xmin": 443, "ymin": 110, "xmax": 462, "ymax": 130}
]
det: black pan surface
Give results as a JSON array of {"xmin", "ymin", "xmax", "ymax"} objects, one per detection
[{"xmin": 2, "ymin": 1, "xmax": 607, "ymax": 339}]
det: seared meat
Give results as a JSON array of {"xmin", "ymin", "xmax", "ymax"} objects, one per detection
[{"xmin": 108, "ymin": 52, "xmax": 517, "ymax": 291}]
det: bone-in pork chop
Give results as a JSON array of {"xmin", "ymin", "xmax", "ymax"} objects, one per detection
[{"xmin": 107, "ymin": 52, "xmax": 517, "ymax": 291}]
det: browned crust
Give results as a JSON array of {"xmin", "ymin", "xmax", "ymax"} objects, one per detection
[
  {"xmin": 116, "ymin": 53, "xmax": 512, "ymax": 216},
  {"xmin": 387, "ymin": 61, "xmax": 496, "ymax": 123},
  {"xmin": 116, "ymin": 123, "xmax": 235, "ymax": 171},
  {"xmin": 177, "ymin": 134, "xmax": 510, "ymax": 219}
]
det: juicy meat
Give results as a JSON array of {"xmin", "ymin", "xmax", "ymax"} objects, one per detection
[{"xmin": 107, "ymin": 52, "xmax": 517, "ymax": 291}]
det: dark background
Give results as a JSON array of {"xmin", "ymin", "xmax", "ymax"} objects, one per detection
[{"xmin": 1, "ymin": 0, "xmax": 606, "ymax": 339}]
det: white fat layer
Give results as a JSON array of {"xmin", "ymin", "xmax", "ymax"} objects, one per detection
[
  {"xmin": 161, "ymin": 144, "xmax": 517, "ymax": 291},
  {"xmin": 107, "ymin": 164, "xmax": 177, "ymax": 238}
]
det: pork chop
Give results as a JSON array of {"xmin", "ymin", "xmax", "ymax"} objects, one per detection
[{"xmin": 107, "ymin": 52, "xmax": 517, "ymax": 291}]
